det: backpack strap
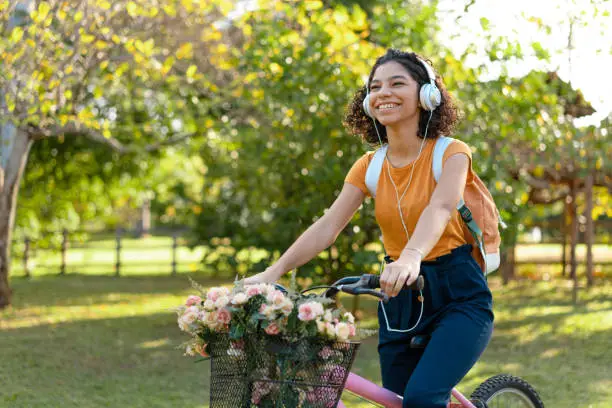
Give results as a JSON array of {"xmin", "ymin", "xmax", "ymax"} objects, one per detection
[
  {"xmin": 433, "ymin": 136, "xmax": 490, "ymax": 274},
  {"xmin": 365, "ymin": 144, "xmax": 388, "ymax": 198},
  {"xmin": 432, "ymin": 136, "xmax": 455, "ymax": 183}
]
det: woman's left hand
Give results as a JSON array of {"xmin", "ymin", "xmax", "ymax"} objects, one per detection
[{"xmin": 380, "ymin": 249, "xmax": 422, "ymax": 297}]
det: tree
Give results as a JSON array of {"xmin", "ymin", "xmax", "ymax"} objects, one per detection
[
  {"xmin": 193, "ymin": 0, "xmax": 611, "ymax": 286},
  {"xmin": 0, "ymin": 0, "xmax": 233, "ymax": 308},
  {"xmin": 193, "ymin": 0, "xmax": 451, "ymax": 282}
]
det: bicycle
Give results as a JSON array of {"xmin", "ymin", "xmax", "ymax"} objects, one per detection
[
  {"xmin": 208, "ymin": 274, "xmax": 544, "ymax": 408},
  {"xmin": 319, "ymin": 274, "xmax": 544, "ymax": 408}
]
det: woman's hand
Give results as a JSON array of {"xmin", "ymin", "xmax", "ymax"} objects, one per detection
[
  {"xmin": 243, "ymin": 266, "xmax": 283, "ymax": 285},
  {"xmin": 380, "ymin": 248, "xmax": 422, "ymax": 297}
]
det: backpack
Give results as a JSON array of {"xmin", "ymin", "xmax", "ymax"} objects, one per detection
[{"xmin": 364, "ymin": 136, "xmax": 505, "ymax": 275}]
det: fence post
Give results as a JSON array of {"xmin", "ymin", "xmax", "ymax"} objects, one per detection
[
  {"xmin": 61, "ymin": 229, "xmax": 68, "ymax": 275},
  {"xmin": 23, "ymin": 237, "xmax": 30, "ymax": 278},
  {"xmin": 171, "ymin": 233, "xmax": 178, "ymax": 275},
  {"xmin": 585, "ymin": 173, "xmax": 594, "ymax": 288},
  {"xmin": 115, "ymin": 227, "xmax": 122, "ymax": 277}
]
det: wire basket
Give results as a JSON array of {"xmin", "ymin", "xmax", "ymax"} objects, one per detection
[{"xmin": 208, "ymin": 334, "xmax": 360, "ymax": 408}]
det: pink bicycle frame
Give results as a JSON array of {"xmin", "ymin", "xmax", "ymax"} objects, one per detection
[{"xmin": 338, "ymin": 372, "xmax": 477, "ymax": 408}]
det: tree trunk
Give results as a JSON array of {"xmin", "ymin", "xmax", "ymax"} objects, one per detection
[
  {"xmin": 569, "ymin": 179, "xmax": 579, "ymax": 304},
  {"xmin": 569, "ymin": 181, "xmax": 578, "ymax": 281},
  {"xmin": 561, "ymin": 198, "xmax": 570, "ymax": 277},
  {"xmin": 585, "ymin": 174, "xmax": 594, "ymax": 287},
  {"xmin": 501, "ymin": 244, "xmax": 515, "ymax": 285},
  {"xmin": 0, "ymin": 125, "xmax": 33, "ymax": 308}
]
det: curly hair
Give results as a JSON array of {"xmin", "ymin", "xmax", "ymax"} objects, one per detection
[{"xmin": 344, "ymin": 49, "xmax": 459, "ymax": 145}]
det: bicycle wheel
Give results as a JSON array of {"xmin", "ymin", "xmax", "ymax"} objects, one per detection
[{"xmin": 470, "ymin": 374, "xmax": 544, "ymax": 408}]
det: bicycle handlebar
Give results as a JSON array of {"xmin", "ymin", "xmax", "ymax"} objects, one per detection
[{"xmin": 281, "ymin": 274, "xmax": 425, "ymax": 303}]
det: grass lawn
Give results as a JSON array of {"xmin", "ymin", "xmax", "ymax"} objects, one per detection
[{"xmin": 1, "ymin": 273, "xmax": 610, "ymax": 408}]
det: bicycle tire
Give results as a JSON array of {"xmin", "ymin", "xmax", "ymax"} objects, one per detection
[{"xmin": 470, "ymin": 374, "xmax": 544, "ymax": 408}]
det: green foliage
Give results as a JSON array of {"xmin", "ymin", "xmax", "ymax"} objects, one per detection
[
  {"xmin": 5, "ymin": 0, "xmax": 610, "ymax": 285},
  {"xmin": 193, "ymin": 1, "xmax": 385, "ymax": 282},
  {"xmin": 189, "ymin": 0, "xmax": 611, "ymax": 281}
]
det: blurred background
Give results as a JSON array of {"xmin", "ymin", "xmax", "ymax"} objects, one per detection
[{"xmin": 1, "ymin": 0, "xmax": 610, "ymax": 407}]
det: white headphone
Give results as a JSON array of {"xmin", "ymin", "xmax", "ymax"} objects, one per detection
[{"xmin": 362, "ymin": 57, "xmax": 441, "ymax": 118}]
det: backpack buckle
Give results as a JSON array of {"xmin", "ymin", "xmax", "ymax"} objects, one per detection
[{"xmin": 458, "ymin": 205, "xmax": 473, "ymax": 223}]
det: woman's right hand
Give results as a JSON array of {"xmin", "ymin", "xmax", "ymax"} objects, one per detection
[{"xmin": 243, "ymin": 267, "xmax": 283, "ymax": 285}]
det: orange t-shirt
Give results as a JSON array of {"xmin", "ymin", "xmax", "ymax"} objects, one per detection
[{"xmin": 344, "ymin": 138, "xmax": 474, "ymax": 261}]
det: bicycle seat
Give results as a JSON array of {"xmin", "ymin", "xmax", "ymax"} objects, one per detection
[{"xmin": 410, "ymin": 335, "xmax": 431, "ymax": 349}]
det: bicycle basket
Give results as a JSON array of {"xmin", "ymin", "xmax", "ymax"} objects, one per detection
[{"xmin": 208, "ymin": 334, "xmax": 360, "ymax": 408}]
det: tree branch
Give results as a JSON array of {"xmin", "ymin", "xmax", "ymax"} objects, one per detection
[{"xmin": 24, "ymin": 123, "xmax": 194, "ymax": 153}]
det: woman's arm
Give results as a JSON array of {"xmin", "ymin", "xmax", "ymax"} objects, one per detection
[
  {"xmin": 244, "ymin": 183, "xmax": 365, "ymax": 284},
  {"xmin": 381, "ymin": 153, "xmax": 470, "ymax": 296}
]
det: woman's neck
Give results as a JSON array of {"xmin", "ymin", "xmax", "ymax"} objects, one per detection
[{"xmin": 385, "ymin": 120, "xmax": 425, "ymax": 167}]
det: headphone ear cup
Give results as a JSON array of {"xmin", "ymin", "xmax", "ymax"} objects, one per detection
[
  {"xmin": 363, "ymin": 94, "xmax": 373, "ymax": 118},
  {"xmin": 419, "ymin": 83, "xmax": 441, "ymax": 111}
]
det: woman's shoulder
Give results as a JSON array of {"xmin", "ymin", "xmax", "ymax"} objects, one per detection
[
  {"xmin": 444, "ymin": 137, "xmax": 472, "ymax": 158},
  {"xmin": 352, "ymin": 149, "xmax": 377, "ymax": 165}
]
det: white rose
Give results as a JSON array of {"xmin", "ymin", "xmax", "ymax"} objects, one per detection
[
  {"xmin": 316, "ymin": 320, "xmax": 326, "ymax": 333},
  {"xmin": 325, "ymin": 322, "xmax": 336, "ymax": 338},
  {"xmin": 344, "ymin": 312, "xmax": 355, "ymax": 324},
  {"xmin": 203, "ymin": 299, "xmax": 216, "ymax": 311},
  {"xmin": 335, "ymin": 322, "xmax": 350, "ymax": 341},
  {"xmin": 323, "ymin": 310, "xmax": 333, "ymax": 323},
  {"xmin": 281, "ymin": 299, "xmax": 294, "ymax": 316},
  {"xmin": 264, "ymin": 305, "xmax": 277, "ymax": 318},
  {"xmin": 186, "ymin": 305, "xmax": 200, "ymax": 314},
  {"xmin": 215, "ymin": 295, "xmax": 229, "ymax": 309},
  {"xmin": 232, "ymin": 292, "xmax": 248, "ymax": 305}
]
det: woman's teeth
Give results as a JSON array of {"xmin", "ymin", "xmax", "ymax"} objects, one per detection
[{"xmin": 378, "ymin": 104, "xmax": 399, "ymax": 111}]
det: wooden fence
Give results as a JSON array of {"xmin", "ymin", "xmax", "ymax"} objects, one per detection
[
  {"xmin": 11, "ymin": 228, "xmax": 197, "ymax": 278},
  {"xmin": 10, "ymin": 228, "xmax": 611, "ymax": 279}
]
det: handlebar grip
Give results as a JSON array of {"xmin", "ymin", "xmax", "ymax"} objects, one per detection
[{"xmin": 368, "ymin": 274, "xmax": 424, "ymax": 291}]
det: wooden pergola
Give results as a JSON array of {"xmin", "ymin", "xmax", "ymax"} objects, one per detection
[{"xmin": 501, "ymin": 73, "xmax": 610, "ymax": 300}]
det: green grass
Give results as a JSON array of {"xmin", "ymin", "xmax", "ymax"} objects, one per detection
[{"xmin": 2, "ymin": 274, "xmax": 611, "ymax": 407}]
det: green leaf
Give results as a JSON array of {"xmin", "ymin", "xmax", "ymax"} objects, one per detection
[
  {"xmin": 186, "ymin": 65, "xmax": 197, "ymax": 78},
  {"xmin": 479, "ymin": 17, "xmax": 490, "ymax": 30},
  {"xmin": 229, "ymin": 324, "xmax": 245, "ymax": 340}
]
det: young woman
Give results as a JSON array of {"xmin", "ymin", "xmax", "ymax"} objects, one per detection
[{"xmin": 245, "ymin": 49, "xmax": 494, "ymax": 408}]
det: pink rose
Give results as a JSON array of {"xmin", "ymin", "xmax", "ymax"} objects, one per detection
[
  {"xmin": 207, "ymin": 288, "xmax": 221, "ymax": 302},
  {"xmin": 298, "ymin": 301, "xmax": 324, "ymax": 321},
  {"xmin": 265, "ymin": 322, "xmax": 280, "ymax": 335},
  {"xmin": 246, "ymin": 285, "xmax": 263, "ymax": 298},
  {"xmin": 349, "ymin": 323, "xmax": 356, "ymax": 337},
  {"xmin": 185, "ymin": 295, "xmax": 202, "ymax": 306},
  {"xmin": 298, "ymin": 304, "xmax": 314, "ymax": 321},
  {"xmin": 217, "ymin": 308, "xmax": 231, "ymax": 325}
]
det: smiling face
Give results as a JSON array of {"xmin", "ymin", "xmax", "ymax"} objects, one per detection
[{"xmin": 368, "ymin": 61, "xmax": 420, "ymax": 127}]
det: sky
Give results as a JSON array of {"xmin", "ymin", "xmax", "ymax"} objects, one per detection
[{"xmin": 437, "ymin": 0, "xmax": 612, "ymax": 127}]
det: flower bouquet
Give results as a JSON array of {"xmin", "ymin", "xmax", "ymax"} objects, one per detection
[{"xmin": 176, "ymin": 279, "xmax": 360, "ymax": 408}]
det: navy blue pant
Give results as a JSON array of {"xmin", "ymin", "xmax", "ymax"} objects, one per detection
[{"xmin": 378, "ymin": 245, "xmax": 494, "ymax": 408}]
